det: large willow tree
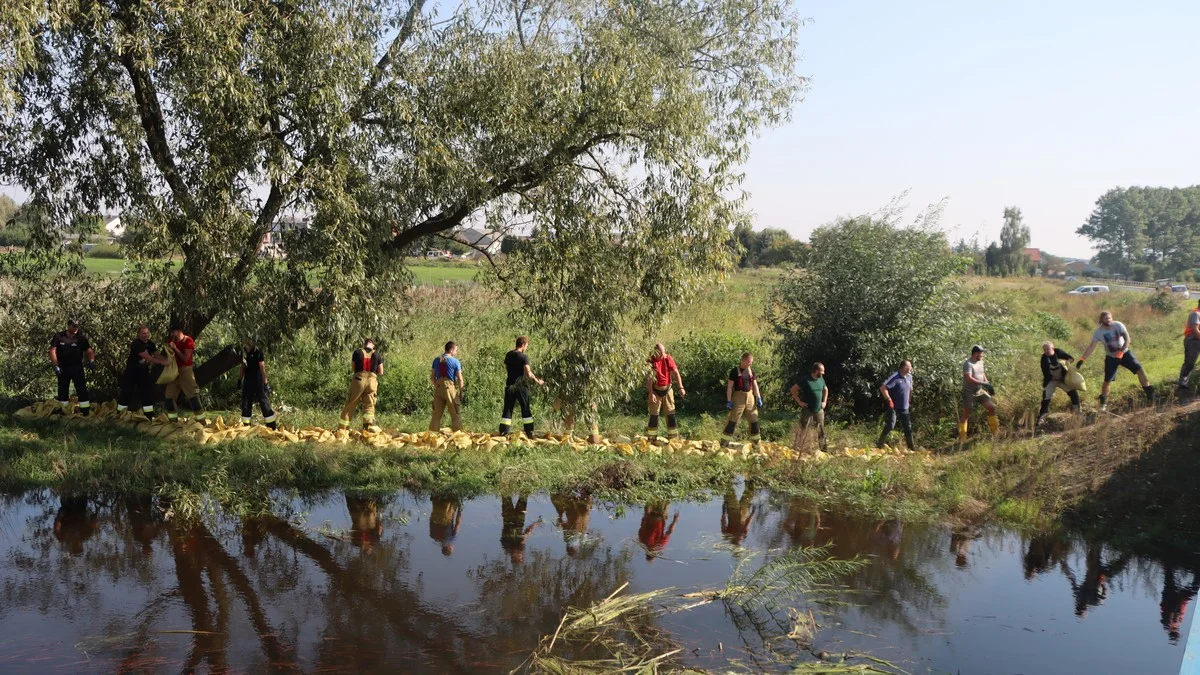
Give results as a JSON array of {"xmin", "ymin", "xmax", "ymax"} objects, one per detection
[{"xmin": 0, "ymin": 0, "xmax": 801, "ymax": 395}]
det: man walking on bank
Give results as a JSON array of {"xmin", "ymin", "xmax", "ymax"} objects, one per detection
[
  {"xmin": 430, "ymin": 341, "xmax": 465, "ymax": 432},
  {"xmin": 49, "ymin": 318, "xmax": 95, "ymax": 415},
  {"xmin": 647, "ymin": 343, "xmax": 685, "ymax": 440},
  {"xmin": 238, "ymin": 337, "xmax": 277, "ymax": 429},
  {"xmin": 1037, "ymin": 341, "xmax": 1081, "ymax": 427},
  {"xmin": 722, "ymin": 352, "xmax": 763, "ymax": 445},
  {"xmin": 117, "ymin": 325, "xmax": 165, "ymax": 417},
  {"xmin": 340, "ymin": 338, "xmax": 384, "ymax": 432},
  {"xmin": 499, "ymin": 336, "xmax": 544, "ymax": 437},
  {"xmin": 162, "ymin": 323, "xmax": 206, "ymax": 422},
  {"xmin": 790, "ymin": 361, "xmax": 829, "ymax": 451},
  {"xmin": 1076, "ymin": 311, "xmax": 1154, "ymax": 411},
  {"xmin": 958, "ymin": 345, "xmax": 998, "ymax": 442},
  {"xmin": 877, "ymin": 360, "xmax": 914, "ymax": 450},
  {"xmin": 1179, "ymin": 299, "xmax": 1200, "ymax": 391}
]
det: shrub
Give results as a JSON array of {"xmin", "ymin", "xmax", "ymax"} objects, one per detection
[
  {"xmin": 85, "ymin": 243, "xmax": 123, "ymax": 259},
  {"xmin": 660, "ymin": 331, "xmax": 774, "ymax": 414},
  {"xmin": 1033, "ymin": 311, "xmax": 1072, "ymax": 342},
  {"xmin": 1148, "ymin": 290, "xmax": 1185, "ymax": 315}
]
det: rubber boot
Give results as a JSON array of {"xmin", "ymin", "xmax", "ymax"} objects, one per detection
[
  {"xmin": 666, "ymin": 414, "xmax": 680, "ymax": 438},
  {"xmin": 267, "ymin": 421, "xmax": 278, "ymax": 431},
  {"xmin": 957, "ymin": 421, "xmax": 968, "ymax": 442},
  {"xmin": 647, "ymin": 415, "xmax": 659, "ymax": 438},
  {"xmin": 164, "ymin": 399, "xmax": 179, "ymax": 421},
  {"xmin": 188, "ymin": 396, "xmax": 206, "ymax": 423},
  {"xmin": 1143, "ymin": 385, "xmax": 1155, "ymax": 402},
  {"xmin": 987, "ymin": 415, "xmax": 999, "ymax": 435},
  {"xmin": 749, "ymin": 421, "xmax": 761, "ymax": 442}
]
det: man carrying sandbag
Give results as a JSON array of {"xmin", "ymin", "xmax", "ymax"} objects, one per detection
[
  {"xmin": 161, "ymin": 323, "xmax": 206, "ymax": 423},
  {"xmin": 118, "ymin": 325, "xmax": 166, "ymax": 417},
  {"xmin": 238, "ymin": 336, "xmax": 277, "ymax": 430},
  {"xmin": 958, "ymin": 345, "xmax": 999, "ymax": 442},
  {"xmin": 340, "ymin": 338, "xmax": 383, "ymax": 433},
  {"xmin": 49, "ymin": 318, "xmax": 95, "ymax": 416},
  {"xmin": 1037, "ymin": 341, "xmax": 1082, "ymax": 429},
  {"xmin": 429, "ymin": 341, "xmax": 464, "ymax": 432}
]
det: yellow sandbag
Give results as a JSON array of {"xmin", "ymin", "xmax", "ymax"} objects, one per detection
[
  {"xmin": 1065, "ymin": 369, "xmax": 1087, "ymax": 392},
  {"xmin": 156, "ymin": 350, "xmax": 178, "ymax": 385}
]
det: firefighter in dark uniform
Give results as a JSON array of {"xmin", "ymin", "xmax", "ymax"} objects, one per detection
[
  {"xmin": 48, "ymin": 318, "xmax": 95, "ymax": 415},
  {"xmin": 117, "ymin": 325, "xmax": 166, "ymax": 417},
  {"xmin": 238, "ymin": 337, "xmax": 277, "ymax": 429}
]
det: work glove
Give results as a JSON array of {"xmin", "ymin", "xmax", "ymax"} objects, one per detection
[
  {"xmin": 1075, "ymin": 360, "xmax": 1085, "ymax": 370},
  {"xmin": 756, "ymin": 397, "xmax": 763, "ymax": 409},
  {"xmin": 726, "ymin": 400, "xmax": 733, "ymax": 410},
  {"xmin": 52, "ymin": 365, "xmax": 62, "ymax": 376}
]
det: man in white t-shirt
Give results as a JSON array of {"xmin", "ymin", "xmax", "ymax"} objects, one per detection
[
  {"xmin": 1076, "ymin": 311, "xmax": 1153, "ymax": 411},
  {"xmin": 958, "ymin": 345, "xmax": 998, "ymax": 442}
]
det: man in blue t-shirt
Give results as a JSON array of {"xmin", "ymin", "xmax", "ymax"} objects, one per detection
[
  {"xmin": 429, "ymin": 341, "xmax": 465, "ymax": 431},
  {"xmin": 877, "ymin": 360, "xmax": 915, "ymax": 450}
]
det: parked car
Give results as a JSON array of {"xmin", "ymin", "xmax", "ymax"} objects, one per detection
[
  {"xmin": 1172, "ymin": 284, "xmax": 1190, "ymax": 295},
  {"xmin": 1067, "ymin": 285, "xmax": 1110, "ymax": 295}
]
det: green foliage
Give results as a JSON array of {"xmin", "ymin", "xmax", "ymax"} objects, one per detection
[
  {"xmin": 768, "ymin": 211, "xmax": 1010, "ymax": 418},
  {"xmin": 1078, "ymin": 186, "xmax": 1200, "ymax": 278},
  {"xmin": 730, "ymin": 223, "xmax": 805, "ymax": 268},
  {"xmin": 85, "ymin": 243, "xmax": 123, "ymax": 259},
  {"xmin": 1148, "ymin": 290, "xmax": 1185, "ymax": 315},
  {"xmin": 667, "ymin": 332, "xmax": 772, "ymax": 413},
  {"xmin": 998, "ymin": 206, "xmax": 1031, "ymax": 276},
  {"xmin": 1033, "ymin": 311, "xmax": 1072, "ymax": 342},
  {"xmin": 0, "ymin": 0, "xmax": 802, "ymax": 361}
]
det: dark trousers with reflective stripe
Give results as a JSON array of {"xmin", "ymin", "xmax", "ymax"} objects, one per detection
[
  {"xmin": 117, "ymin": 368, "xmax": 155, "ymax": 413},
  {"xmin": 500, "ymin": 387, "xmax": 534, "ymax": 435},
  {"xmin": 56, "ymin": 364, "xmax": 89, "ymax": 409},
  {"xmin": 241, "ymin": 381, "xmax": 275, "ymax": 426}
]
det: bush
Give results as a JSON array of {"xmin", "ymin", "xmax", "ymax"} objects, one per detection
[
  {"xmin": 85, "ymin": 243, "xmax": 123, "ymax": 259},
  {"xmin": 1033, "ymin": 311, "xmax": 1072, "ymax": 342},
  {"xmin": 1148, "ymin": 290, "xmax": 1185, "ymax": 315},
  {"xmin": 660, "ymin": 331, "xmax": 774, "ymax": 414}
]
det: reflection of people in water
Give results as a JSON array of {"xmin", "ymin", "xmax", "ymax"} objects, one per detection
[
  {"xmin": 949, "ymin": 529, "xmax": 977, "ymax": 568},
  {"xmin": 720, "ymin": 484, "xmax": 756, "ymax": 546},
  {"xmin": 346, "ymin": 495, "xmax": 383, "ymax": 553},
  {"xmin": 638, "ymin": 502, "xmax": 679, "ymax": 561},
  {"xmin": 1160, "ymin": 564, "xmax": 1200, "ymax": 643},
  {"xmin": 1062, "ymin": 542, "xmax": 1132, "ymax": 617},
  {"xmin": 500, "ymin": 493, "xmax": 541, "ymax": 564},
  {"xmin": 1023, "ymin": 533, "xmax": 1071, "ymax": 580},
  {"xmin": 54, "ymin": 495, "xmax": 99, "ymax": 556},
  {"xmin": 550, "ymin": 492, "xmax": 592, "ymax": 557},
  {"xmin": 871, "ymin": 519, "xmax": 903, "ymax": 561},
  {"xmin": 781, "ymin": 498, "xmax": 821, "ymax": 549},
  {"xmin": 125, "ymin": 495, "xmax": 163, "ymax": 555},
  {"xmin": 429, "ymin": 494, "xmax": 463, "ymax": 556}
]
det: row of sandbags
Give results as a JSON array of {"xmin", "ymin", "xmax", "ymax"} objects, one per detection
[{"xmin": 12, "ymin": 399, "xmax": 923, "ymax": 462}]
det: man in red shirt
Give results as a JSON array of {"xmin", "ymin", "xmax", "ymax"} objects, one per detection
[
  {"xmin": 646, "ymin": 343, "xmax": 685, "ymax": 439},
  {"xmin": 163, "ymin": 324, "xmax": 205, "ymax": 422}
]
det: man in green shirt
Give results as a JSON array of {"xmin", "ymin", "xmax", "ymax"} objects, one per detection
[{"xmin": 789, "ymin": 362, "xmax": 829, "ymax": 451}]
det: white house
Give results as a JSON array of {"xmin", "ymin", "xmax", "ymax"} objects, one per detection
[
  {"xmin": 102, "ymin": 214, "xmax": 124, "ymax": 239},
  {"xmin": 454, "ymin": 227, "xmax": 502, "ymax": 255},
  {"xmin": 260, "ymin": 215, "xmax": 311, "ymax": 259}
]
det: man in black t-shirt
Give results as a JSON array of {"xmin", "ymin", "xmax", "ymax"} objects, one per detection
[
  {"xmin": 48, "ymin": 318, "xmax": 95, "ymax": 415},
  {"xmin": 499, "ymin": 336, "xmax": 544, "ymax": 437},
  {"xmin": 117, "ymin": 325, "xmax": 167, "ymax": 417},
  {"xmin": 238, "ymin": 337, "xmax": 277, "ymax": 429},
  {"xmin": 340, "ymin": 338, "xmax": 384, "ymax": 432}
]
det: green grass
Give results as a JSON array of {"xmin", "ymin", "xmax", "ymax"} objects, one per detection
[{"xmin": 82, "ymin": 257, "xmax": 127, "ymax": 274}]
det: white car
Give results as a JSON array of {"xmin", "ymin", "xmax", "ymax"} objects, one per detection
[
  {"xmin": 1067, "ymin": 285, "xmax": 1110, "ymax": 295},
  {"xmin": 1172, "ymin": 284, "xmax": 1190, "ymax": 295}
]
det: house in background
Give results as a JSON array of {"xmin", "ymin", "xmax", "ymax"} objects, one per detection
[
  {"xmin": 454, "ymin": 227, "xmax": 502, "ymax": 256},
  {"xmin": 260, "ymin": 215, "xmax": 311, "ymax": 259},
  {"xmin": 102, "ymin": 214, "xmax": 123, "ymax": 242},
  {"xmin": 1024, "ymin": 247, "xmax": 1042, "ymax": 275},
  {"xmin": 1064, "ymin": 260, "xmax": 1105, "ymax": 277}
]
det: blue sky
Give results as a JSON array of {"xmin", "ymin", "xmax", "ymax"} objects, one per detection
[{"xmin": 745, "ymin": 0, "xmax": 1200, "ymax": 256}]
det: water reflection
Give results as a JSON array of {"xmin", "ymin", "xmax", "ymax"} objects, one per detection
[{"xmin": 0, "ymin": 489, "xmax": 1194, "ymax": 673}]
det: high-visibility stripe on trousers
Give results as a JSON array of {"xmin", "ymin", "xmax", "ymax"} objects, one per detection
[{"xmin": 500, "ymin": 387, "xmax": 534, "ymax": 436}]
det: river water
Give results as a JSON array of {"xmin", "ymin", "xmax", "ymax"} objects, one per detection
[{"xmin": 0, "ymin": 486, "xmax": 1191, "ymax": 673}]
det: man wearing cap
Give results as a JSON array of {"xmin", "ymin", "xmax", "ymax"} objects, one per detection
[
  {"xmin": 238, "ymin": 337, "xmax": 277, "ymax": 429},
  {"xmin": 341, "ymin": 338, "xmax": 384, "ymax": 432},
  {"xmin": 429, "ymin": 341, "xmax": 464, "ymax": 432},
  {"xmin": 1076, "ymin": 311, "xmax": 1153, "ymax": 411},
  {"xmin": 1178, "ymin": 299, "xmax": 1200, "ymax": 390},
  {"xmin": 163, "ymin": 324, "xmax": 206, "ymax": 422},
  {"xmin": 1037, "ymin": 341, "xmax": 1081, "ymax": 427},
  {"xmin": 48, "ymin": 318, "xmax": 95, "ymax": 415},
  {"xmin": 958, "ymin": 345, "xmax": 999, "ymax": 442},
  {"xmin": 118, "ymin": 325, "xmax": 167, "ymax": 417}
]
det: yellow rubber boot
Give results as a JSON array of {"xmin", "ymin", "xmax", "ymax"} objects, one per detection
[
  {"xmin": 987, "ymin": 415, "xmax": 999, "ymax": 434},
  {"xmin": 957, "ymin": 421, "xmax": 968, "ymax": 442}
]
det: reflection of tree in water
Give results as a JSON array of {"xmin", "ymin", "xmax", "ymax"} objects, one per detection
[
  {"xmin": 767, "ymin": 497, "xmax": 948, "ymax": 637},
  {"xmin": 468, "ymin": 506, "xmax": 634, "ymax": 664}
]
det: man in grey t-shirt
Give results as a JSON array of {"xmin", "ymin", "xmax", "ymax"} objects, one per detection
[
  {"xmin": 958, "ymin": 345, "xmax": 998, "ymax": 442},
  {"xmin": 1077, "ymin": 311, "xmax": 1153, "ymax": 411}
]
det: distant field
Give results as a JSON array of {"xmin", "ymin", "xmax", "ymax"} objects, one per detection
[{"xmin": 83, "ymin": 258, "xmax": 127, "ymax": 274}]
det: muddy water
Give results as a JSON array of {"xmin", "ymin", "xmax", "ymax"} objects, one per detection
[{"xmin": 0, "ymin": 487, "xmax": 1191, "ymax": 674}]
